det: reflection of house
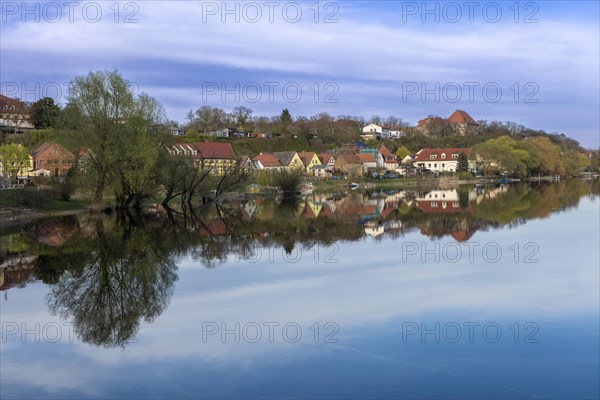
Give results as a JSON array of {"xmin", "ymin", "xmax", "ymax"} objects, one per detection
[
  {"xmin": 32, "ymin": 142, "xmax": 76, "ymax": 176},
  {"xmin": 415, "ymin": 190, "xmax": 472, "ymax": 213},
  {"xmin": 413, "ymin": 148, "xmax": 474, "ymax": 173},
  {"xmin": 0, "ymin": 94, "xmax": 34, "ymax": 134}
]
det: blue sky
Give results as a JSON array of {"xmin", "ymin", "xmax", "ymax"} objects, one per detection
[{"xmin": 1, "ymin": 1, "xmax": 599, "ymax": 146}]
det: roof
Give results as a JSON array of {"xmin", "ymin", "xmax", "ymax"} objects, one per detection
[
  {"xmin": 297, "ymin": 152, "xmax": 317, "ymax": 167},
  {"xmin": 0, "ymin": 94, "xmax": 29, "ymax": 114},
  {"xmin": 337, "ymin": 154, "xmax": 362, "ymax": 164},
  {"xmin": 252, "ymin": 153, "xmax": 281, "ymax": 167},
  {"xmin": 379, "ymin": 145, "xmax": 397, "ymax": 161},
  {"xmin": 195, "ymin": 142, "xmax": 236, "ymax": 159},
  {"xmin": 32, "ymin": 142, "xmax": 75, "ymax": 159},
  {"xmin": 271, "ymin": 151, "xmax": 297, "ymax": 166},
  {"xmin": 318, "ymin": 153, "xmax": 334, "ymax": 164},
  {"xmin": 357, "ymin": 153, "xmax": 376, "ymax": 163},
  {"xmin": 448, "ymin": 110, "xmax": 478, "ymax": 126},
  {"xmin": 172, "ymin": 142, "xmax": 236, "ymax": 159},
  {"xmin": 413, "ymin": 148, "xmax": 472, "ymax": 162},
  {"xmin": 417, "ymin": 117, "xmax": 446, "ymax": 127}
]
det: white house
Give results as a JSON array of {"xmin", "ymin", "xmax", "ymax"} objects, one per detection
[
  {"xmin": 412, "ymin": 148, "xmax": 475, "ymax": 173},
  {"xmin": 362, "ymin": 123, "xmax": 390, "ymax": 137}
]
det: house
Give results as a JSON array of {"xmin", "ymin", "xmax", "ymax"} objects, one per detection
[
  {"xmin": 239, "ymin": 156, "xmax": 255, "ymax": 174},
  {"xmin": 357, "ymin": 153, "xmax": 377, "ymax": 172},
  {"xmin": 335, "ymin": 154, "xmax": 363, "ymax": 175},
  {"xmin": 416, "ymin": 110, "xmax": 478, "ymax": 136},
  {"xmin": 252, "ymin": 153, "xmax": 282, "ymax": 170},
  {"xmin": 32, "ymin": 142, "xmax": 76, "ymax": 176},
  {"xmin": 318, "ymin": 153, "xmax": 336, "ymax": 172},
  {"xmin": 297, "ymin": 152, "xmax": 322, "ymax": 173},
  {"xmin": 359, "ymin": 147, "xmax": 384, "ymax": 168},
  {"xmin": 0, "ymin": 94, "xmax": 34, "ymax": 134},
  {"xmin": 271, "ymin": 151, "xmax": 304, "ymax": 171},
  {"xmin": 362, "ymin": 123, "xmax": 390, "ymax": 138},
  {"xmin": 215, "ymin": 128, "xmax": 249, "ymax": 138},
  {"xmin": 447, "ymin": 110, "xmax": 479, "ymax": 135},
  {"xmin": 168, "ymin": 142, "xmax": 237, "ymax": 175},
  {"xmin": 384, "ymin": 126, "xmax": 404, "ymax": 139},
  {"xmin": 412, "ymin": 147, "xmax": 474, "ymax": 173},
  {"xmin": 379, "ymin": 145, "xmax": 399, "ymax": 171}
]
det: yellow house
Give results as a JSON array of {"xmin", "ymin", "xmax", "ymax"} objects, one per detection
[
  {"xmin": 297, "ymin": 152, "xmax": 322, "ymax": 173},
  {"xmin": 272, "ymin": 152, "xmax": 304, "ymax": 171}
]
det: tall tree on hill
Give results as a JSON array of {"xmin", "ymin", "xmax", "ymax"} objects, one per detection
[{"xmin": 31, "ymin": 97, "xmax": 61, "ymax": 129}]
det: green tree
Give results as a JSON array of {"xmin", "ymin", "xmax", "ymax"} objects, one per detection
[
  {"xmin": 395, "ymin": 146, "xmax": 410, "ymax": 159},
  {"xmin": 66, "ymin": 70, "xmax": 135, "ymax": 202},
  {"xmin": 279, "ymin": 108, "xmax": 292, "ymax": 124},
  {"xmin": 456, "ymin": 152, "xmax": 469, "ymax": 172},
  {"xmin": 0, "ymin": 144, "xmax": 30, "ymax": 186},
  {"xmin": 31, "ymin": 97, "xmax": 61, "ymax": 129},
  {"xmin": 563, "ymin": 150, "xmax": 589, "ymax": 176}
]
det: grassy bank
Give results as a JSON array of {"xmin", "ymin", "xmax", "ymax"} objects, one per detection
[{"xmin": 0, "ymin": 188, "xmax": 87, "ymax": 213}]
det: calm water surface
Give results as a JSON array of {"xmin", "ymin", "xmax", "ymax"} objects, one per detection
[{"xmin": 1, "ymin": 181, "xmax": 599, "ymax": 399}]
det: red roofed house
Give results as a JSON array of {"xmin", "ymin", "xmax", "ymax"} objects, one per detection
[
  {"xmin": 32, "ymin": 142, "xmax": 76, "ymax": 176},
  {"xmin": 334, "ymin": 154, "xmax": 363, "ymax": 175},
  {"xmin": 318, "ymin": 153, "xmax": 336, "ymax": 172},
  {"xmin": 252, "ymin": 153, "xmax": 282, "ymax": 170},
  {"xmin": 168, "ymin": 142, "xmax": 237, "ymax": 175},
  {"xmin": 417, "ymin": 110, "xmax": 479, "ymax": 136},
  {"xmin": 413, "ymin": 148, "xmax": 474, "ymax": 173},
  {"xmin": 0, "ymin": 94, "xmax": 34, "ymax": 134},
  {"xmin": 447, "ymin": 110, "xmax": 479, "ymax": 135},
  {"xmin": 379, "ymin": 145, "xmax": 399, "ymax": 171},
  {"xmin": 357, "ymin": 153, "xmax": 377, "ymax": 172}
]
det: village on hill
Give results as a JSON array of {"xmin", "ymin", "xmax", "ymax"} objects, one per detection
[{"xmin": 0, "ymin": 88, "xmax": 597, "ymax": 195}]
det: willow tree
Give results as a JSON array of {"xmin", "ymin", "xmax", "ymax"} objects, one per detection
[{"xmin": 66, "ymin": 70, "xmax": 166, "ymax": 205}]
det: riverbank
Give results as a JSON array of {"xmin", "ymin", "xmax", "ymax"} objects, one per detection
[{"xmin": 0, "ymin": 188, "xmax": 87, "ymax": 229}]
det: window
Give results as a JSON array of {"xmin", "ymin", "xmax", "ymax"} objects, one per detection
[
  {"xmin": 452, "ymin": 154, "xmax": 459, "ymax": 159},
  {"xmin": 430, "ymin": 154, "xmax": 437, "ymax": 160},
  {"xmin": 428, "ymin": 163, "xmax": 431, "ymax": 168},
  {"xmin": 431, "ymin": 202, "xmax": 438, "ymax": 208},
  {"xmin": 442, "ymin": 163, "xmax": 445, "ymax": 168}
]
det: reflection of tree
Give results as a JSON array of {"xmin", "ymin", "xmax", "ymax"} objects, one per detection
[{"xmin": 46, "ymin": 217, "xmax": 177, "ymax": 347}]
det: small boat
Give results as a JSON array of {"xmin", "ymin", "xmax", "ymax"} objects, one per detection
[{"xmin": 350, "ymin": 182, "xmax": 360, "ymax": 189}]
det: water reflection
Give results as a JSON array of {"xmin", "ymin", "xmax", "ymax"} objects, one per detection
[{"xmin": 0, "ymin": 180, "xmax": 598, "ymax": 349}]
